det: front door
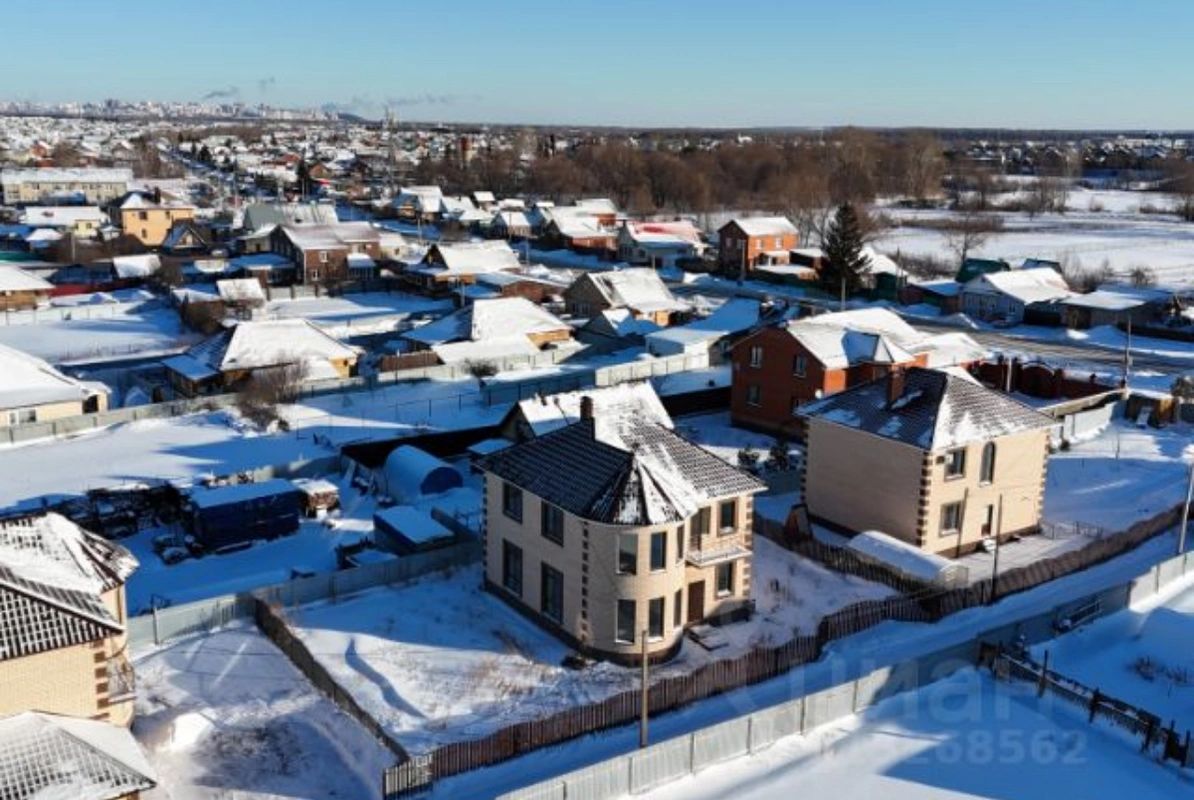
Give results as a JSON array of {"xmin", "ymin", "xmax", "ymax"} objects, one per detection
[{"xmin": 687, "ymin": 581, "xmax": 705, "ymax": 624}]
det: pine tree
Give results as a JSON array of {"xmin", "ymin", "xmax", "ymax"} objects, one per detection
[{"xmin": 821, "ymin": 202, "xmax": 871, "ymax": 300}]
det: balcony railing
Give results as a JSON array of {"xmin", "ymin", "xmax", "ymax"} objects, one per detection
[{"xmin": 686, "ymin": 529, "xmax": 750, "ymax": 567}]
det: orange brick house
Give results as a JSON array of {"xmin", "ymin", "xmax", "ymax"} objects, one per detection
[{"xmin": 717, "ymin": 217, "xmax": 798, "ymax": 274}]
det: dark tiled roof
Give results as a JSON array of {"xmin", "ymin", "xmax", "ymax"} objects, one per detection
[
  {"xmin": 481, "ymin": 418, "xmax": 764, "ymax": 526},
  {"xmin": 798, "ymin": 367, "xmax": 1055, "ymax": 450}
]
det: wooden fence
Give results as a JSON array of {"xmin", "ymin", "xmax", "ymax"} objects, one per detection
[{"xmin": 990, "ymin": 646, "xmax": 1191, "ymax": 768}]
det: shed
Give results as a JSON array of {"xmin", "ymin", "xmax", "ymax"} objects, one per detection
[
  {"xmin": 291, "ymin": 477, "xmax": 340, "ymax": 516},
  {"xmin": 373, "ymin": 506, "xmax": 456, "ymax": 555},
  {"xmin": 381, "ymin": 445, "xmax": 463, "ymax": 501},
  {"xmin": 847, "ymin": 530, "xmax": 969, "ymax": 588},
  {"xmin": 187, "ymin": 479, "xmax": 303, "ymax": 551}
]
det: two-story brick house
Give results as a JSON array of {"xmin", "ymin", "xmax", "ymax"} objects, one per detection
[
  {"xmin": 730, "ymin": 308, "xmax": 986, "ymax": 436},
  {"xmin": 479, "ymin": 401, "xmax": 765, "ymax": 664},
  {"xmin": 269, "ymin": 222, "xmax": 381, "ymax": 285},
  {"xmin": 717, "ymin": 217, "xmax": 798, "ymax": 274},
  {"xmin": 798, "ymin": 368, "xmax": 1056, "ymax": 556}
]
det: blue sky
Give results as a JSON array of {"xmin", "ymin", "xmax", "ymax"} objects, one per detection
[{"xmin": 6, "ymin": 1, "xmax": 1191, "ymax": 128}]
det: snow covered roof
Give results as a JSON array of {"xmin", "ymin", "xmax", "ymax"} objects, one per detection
[
  {"xmin": 722, "ymin": 216, "xmax": 798, "ymax": 237},
  {"xmin": 784, "ymin": 308, "xmax": 923, "ymax": 370},
  {"xmin": 799, "ymin": 367, "xmax": 1056, "ymax": 451},
  {"xmin": 963, "ymin": 267, "xmax": 1073, "ymax": 305},
  {"xmin": 243, "ymin": 202, "xmax": 340, "ymax": 231},
  {"xmin": 111, "ymin": 254, "xmax": 160, "ymax": 279},
  {"xmin": 585, "ymin": 308, "xmax": 663, "ymax": 338},
  {"xmin": 0, "ymin": 343, "xmax": 106, "ymax": 411},
  {"xmin": 180, "ymin": 319, "xmax": 357, "ymax": 373},
  {"xmin": 0, "ymin": 266, "xmax": 53, "ymax": 293},
  {"xmin": 418, "ymin": 240, "xmax": 520, "ymax": 277},
  {"xmin": 648, "ymin": 298, "xmax": 760, "ymax": 349},
  {"xmin": 278, "ymin": 222, "xmax": 379, "ymax": 249},
  {"xmin": 848, "ymin": 530, "xmax": 967, "ymax": 585},
  {"xmin": 216, "ymin": 278, "xmax": 266, "ymax": 305},
  {"xmin": 1061, "ymin": 286, "xmax": 1164, "ymax": 311},
  {"xmin": 578, "ymin": 268, "xmax": 686, "ymax": 314},
  {"xmin": 0, "ymin": 712, "xmax": 156, "ymax": 800},
  {"xmin": 482, "ymin": 416, "xmax": 764, "ymax": 526},
  {"xmin": 24, "ymin": 228, "xmax": 61, "ymax": 243},
  {"xmin": 381, "ymin": 446, "xmax": 462, "ymax": 502},
  {"xmin": 621, "ymin": 220, "xmax": 703, "ymax": 246},
  {"xmin": 18, "ymin": 206, "xmax": 106, "ymax": 227},
  {"xmin": 405, "ymin": 297, "xmax": 568, "ymax": 347},
  {"xmin": 0, "ymin": 167, "xmax": 132, "ymax": 185},
  {"xmin": 0, "ymin": 513, "xmax": 137, "ymax": 662},
  {"xmin": 188, "ymin": 479, "xmax": 301, "ymax": 510},
  {"xmin": 511, "ymin": 382, "xmax": 673, "ymax": 439},
  {"xmin": 373, "ymin": 506, "xmax": 453, "ymax": 545}
]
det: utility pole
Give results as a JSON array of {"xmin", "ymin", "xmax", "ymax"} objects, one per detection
[
  {"xmin": 1179, "ymin": 461, "xmax": 1194, "ymax": 556},
  {"xmin": 1122, "ymin": 317, "xmax": 1132, "ymax": 388},
  {"xmin": 990, "ymin": 495, "xmax": 1004, "ymax": 603},
  {"xmin": 840, "ymin": 274, "xmax": 846, "ymax": 312},
  {"xmin": 639, "ymin": 630, "xmax": 649, "ymax": 749}
]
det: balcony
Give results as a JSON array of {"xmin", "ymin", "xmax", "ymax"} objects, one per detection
[{"xmin": 686, "ymin": 529, "xmax": 750, "ymax": 567}]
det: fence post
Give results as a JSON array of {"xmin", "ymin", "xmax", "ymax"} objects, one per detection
[
  {"xmin": 152, "ymin": 606, "xmax": 160, "ymax": 646},
  {"xmin": 1088, "ymin": 689, "xmax": 1101, "ymax": 723},
  {"xmin": 1037, "ymin": 651, "xmax": 1049, "ymax": 698}
]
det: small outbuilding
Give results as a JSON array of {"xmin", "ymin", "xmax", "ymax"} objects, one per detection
[
  {"xmin": 187, "ymin": 479, "xmax": 304, "ymax": 551},
  {"xmin": 381, "ymin": 445, "xmax": 463, "ymax": 501},
  {"xmin": 847, "ymin": 529, "xmax": 970, "ymax": 588},
  {"xmin": 373, "ymin": 505, "xmax": 456, "ymax": 555},
  {"xmin": 291, "ymin": 477, "xmax": 340, "ymax": 517}
]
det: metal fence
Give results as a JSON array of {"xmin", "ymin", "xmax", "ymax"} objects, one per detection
[
  {"xmin": 494, "ymin": 549, "xmax": 1194, "ymax": 800},
  {"xmin": 128, "ymin": 540, "xmax": 482, "ymax": 649}
]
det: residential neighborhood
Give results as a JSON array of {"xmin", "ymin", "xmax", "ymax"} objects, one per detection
[{"xmin": 1, "ymin": 6, "xmax": 1194, "ymax": 800}]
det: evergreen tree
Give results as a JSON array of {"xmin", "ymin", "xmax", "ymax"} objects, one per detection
[
  {"xmin": 296, "ymin": 158, "xmax": 312, "ymax": 198},
  {"xmin": 821, "ymin": 202, "xmax": 871, "ymax": 299}
]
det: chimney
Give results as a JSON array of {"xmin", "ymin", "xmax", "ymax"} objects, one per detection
[
  {"xmin": 887, "ymin": 368, "xmax": 907, "ymax": 407},
  {"xmin": 580, "ymin": 395, "xmax": 594, "ymax": 421}
]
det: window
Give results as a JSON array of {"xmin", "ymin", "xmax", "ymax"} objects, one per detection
[
  {"xmin": 502, "ymin": 482, "xmax": 523, "ymax": 522},
  {"xmin": 719, "ymin": 500, "xmax": 737, "ymax": 533},
  {"xmin": 716, "ymin": 562, "xmax": 735, "ymax": 596},
  {"xmin": 649, "ymin": 531, "xmax": 666, "ymax": 572},
  {"xmin": 309, "ymin": 269, "xmax": 321, "ymax": 282},
  {"xmin": 540, "ymin": 563, "xmax": 564, "ymax": 623},
  {"xmin": 138, "ymin": 211, "xmax": 148, "ymax": 221},
  {"xmin": 693, "ymin": 507, "xmax": 710, "ymax": 538},
  {"xmin": 7, "ymin": 408, "xmax": 35, "ymax": 425},
  {"xmin": 541, "ymin": 502, "xmax": 564, "ymax": 545},
  {"xmin": 749, "ymin": 345, "xmax": 763, "ymax": 368},
  {"xmin": 617, "ymin": 533, "xmax": 637, "ymax": 575},
  {"xmin": 980, "ymin": 442, "xmax": 996, "ymax": 484},
  {"xmin": 648, "ymin": 597, "xmax": 664, "ymax": 639},
  {"xmin": 502, "ymin": 541, "xmax": 523, "ymax": 596},
  {"xmin": 945, "ymin": 448, "xmax": 966, "ymax": 479},
  {"xmin": 941, "ymin": 502, "xmax": 963, "ymax": 534},
  {"xmin": 319, "ymin": 250, "xmax": 329, "ymax": 263},
  {"xmin": 675, "ymin": 526, "xmax": 685, "ymax": 564},
  {"xmin": 673, "ymin": 588, "xmax": 683, "ymax": 628},
  {"xmin": 746, "ymin": 384, "xmax": 761, "ymax": 407},
  {"xmin": 793, "ymin": 355, "xmax": 807, "ymax": 377},
  {"xmin": 616, "ymin": 599, "xmax": 636, "ymax": 643}
]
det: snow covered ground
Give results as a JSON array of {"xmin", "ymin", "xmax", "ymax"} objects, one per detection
[
  {"xmin": 639, "ymin": 668, "xmax": 1189, "ymax": 800},
  {"xmin": 876, "ymin": 188, "xmax": 1194, "ymax": 289},
  {"xmin": 0, "ymin": 302, "xmax": 198, "ymax": 363},
  {"xmin": 1033, "ymin": 578, "xmax": 1194, "ymax": 732},
  {"xmin": 263, "ymin": 291, "xmax": 450, "ymax": 337},
  {"xmin": 133, "ymin": 624, "xmax": 395, "ymax": 800},
  {"xmin": 277, "ymin": 538, "xmax": 889, "ymax": 756}
]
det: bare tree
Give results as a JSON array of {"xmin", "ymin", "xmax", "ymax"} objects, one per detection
[
  {"xmin": 1129, "ymin": 265, "xmax": 1157, "ymax": 288},
  {"xmin": 464, "ymin": 359, "xmax": 498, "ymax": 388},
  {"xmin": 1165, "ymin": 158, "xmax": 1194, "ymax": 222},
  {"xmin": 236, "ymin": 360, "xmax": 310, "ymax": 428},
  {"xmin": 943, "ymin": 209, "xmax": 1004, "ymax": 266}
]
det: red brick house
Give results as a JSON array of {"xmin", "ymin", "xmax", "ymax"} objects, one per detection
[
  {"xmin": 717, "ymin": 217, "xmax": 798, "ymax": 274},
  {"xmin": 269, "ymin": 222, "xmax": 381, "ymax": 285},
  {"xmin": 730, "ymin": 308, "xmax": 984, "ymax": 436}
]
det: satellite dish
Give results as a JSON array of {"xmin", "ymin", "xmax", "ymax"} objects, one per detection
[{"xmin": 814, "ymin": 389, "xmax": 823, "ymax": 399}]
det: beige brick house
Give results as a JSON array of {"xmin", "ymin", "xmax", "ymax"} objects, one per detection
[
  {"xmin": 479, "ymin": 402, "xmax": 765, "ymax": 664},
  {"xmin": 798, "ymin": 367, "xmax": 1056, "ymax": 556},
  {"xmin": 0, "ymin": 513, "xmax": 139, "ymax": 726}
]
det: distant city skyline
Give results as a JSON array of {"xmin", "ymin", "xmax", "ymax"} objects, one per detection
[{"xmin": 5, "ymin": 1, "xmax": 1193, "ymax": 129}]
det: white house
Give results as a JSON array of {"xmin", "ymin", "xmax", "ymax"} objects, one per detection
[{"xmin": 960, "ymin": 267, "xmax": 1073, "ymax": 324}]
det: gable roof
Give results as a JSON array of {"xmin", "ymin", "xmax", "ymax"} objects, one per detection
[
  {"xmin": 964, "ymin": 267, "xmax": 1073, "ymax": 305},
  {"xmin": 277, "ymin": 222, "xmax": 380, "ymax": 250},
  {"xmin": 0, "ymin": 712, "xmax": 156, "ymax": 800},
  {"xmin": 417, "ymin": 240, "xmax": 520, "ymax": 278},
  {"xmin": 404, "ymin": 297, "xmax": 568, "ymax": 347},
  {"xmin": 482, "ymin": 416, "xmax": 763, "ymax": 526},
  {"xmin": 509, "ymin": 382, "xmax": 673, "ymax": 439},
  {"xmin": 216, "ymin": 277, "xmax": 266, "ymax": 305},
  {"xmin": 721, "ymin": 216, "xmax": 798, "ymax": 237},
  {"xmin": 0, "ymin": 267, "xmax": 53, "ymax": 293},
  {"xmin": 0, "ymin": 514, "xmax": 136, "ymax": 663},
  {"xmin": 243, "ymin": 202, "xmax": 340, "ymax": 231},
  {"xmin": 799, "ymin": 367, "xmax": 1055, "ymax": 451},
  {"xmin": 576, "ymin": 268, "xmax": 685, "ymax": 314},
  {"xmin": 621, "ymin": 220, "xmax": 703, "ymax": 246},
  {"xmin": 0, "ymin": 343, "xmax": 105, "ymax": 411},
  {"xmin": 179, "ymin": 319, "xmax": 357, "ymax": 373}
]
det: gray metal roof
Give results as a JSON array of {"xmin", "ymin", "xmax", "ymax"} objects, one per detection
[
  {"xmin": 481, "ymin": 417, "xmax": 764, "ymax": 526},
  {"xmin": 799, "ymin": 367, "xmax": 1056, "ymax": 450}
]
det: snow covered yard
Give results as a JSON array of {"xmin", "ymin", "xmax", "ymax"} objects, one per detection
[
  {"xmin": 265, "ymin": 291, "xmax": 450, "ymax": 337},
  {"xmin": 638, "ymin": 668, "xmax": 1189, "ymax": 800},
  {"xmin": 133, "ymin": 624, "xmax": 395, "ymax": 800},
  {"xmin": 1043, "ymin": 419, "xmax": 1194, "ymax": 533},
  {"xmin": 0, "ymin": 410, "xmax": 334, "ymax": 511},
  {"xmin": 1033, "ymin": 577, "xmax": 1194, "ymax": 732},
  {"xmin": 0, "ymin": 302, "xmax": 198, "ymax": 363},
  {"xmin": 673, "ymin": 411, "xmax": 786, "ymax": 466}
]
